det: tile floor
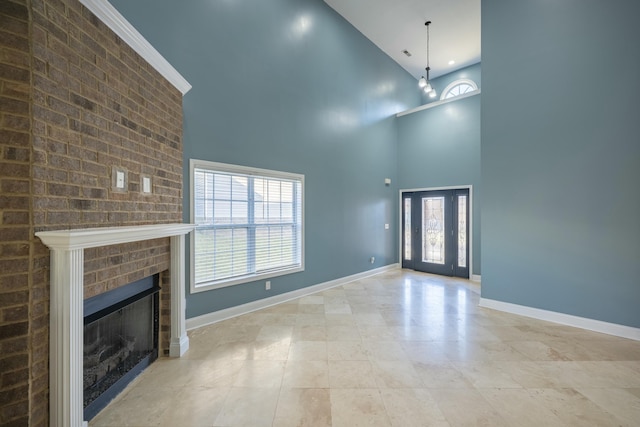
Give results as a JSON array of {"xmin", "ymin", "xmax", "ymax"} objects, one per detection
[{"xmin": 90, "ymin": 270, "xmax": 640, "ymax": 426}]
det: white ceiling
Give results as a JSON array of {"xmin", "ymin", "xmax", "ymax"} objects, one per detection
[{"xmin": 323, "ymin": 0, "xmax": 481, "ymax": 80}]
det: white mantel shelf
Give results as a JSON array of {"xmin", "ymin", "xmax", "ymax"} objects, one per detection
[
  {"xmin": 36, "ymin": 223, "xmax": 195, "ymax": 427},
  {"xmin": 37, "ymin": 223, "xmax": 195, "ymax": 250}
]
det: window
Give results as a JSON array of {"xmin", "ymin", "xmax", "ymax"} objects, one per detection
[
  {"xmin": 190, "ymin": 160, "xmax": 304, "ymax": 291},
  {"xmin": 440, "ymin": 79, "xmax": 478, "ymax": 100}
]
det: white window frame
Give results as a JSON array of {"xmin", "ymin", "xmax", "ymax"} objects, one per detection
[
  {"xmin": 189, "ymin": 159, "xmax": 305, "ymax": 293},
  {"xmin": 440, "ymin": 79, "xmax": 479, "ymax": 100}
]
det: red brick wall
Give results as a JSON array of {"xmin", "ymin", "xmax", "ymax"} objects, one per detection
[{"xmin": 0, "ymin": 0, "xmax": 184, "ymax": 424}]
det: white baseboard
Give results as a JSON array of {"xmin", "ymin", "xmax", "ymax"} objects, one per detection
[
  {"xmin": 479, "ymin": 297, "xmax": 640, "ymax": 341},
  {"xmin": 471, "ymin": 274, "xmax": 481, "ymax": 282},
  {"xmin": 186, "ymin": 264, "xmax": 400, "ymax": 331}
]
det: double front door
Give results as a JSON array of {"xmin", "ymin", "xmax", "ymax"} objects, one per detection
[{"xmin": 402, "ymin": 189, "xmax": 469, "ymax": 278}]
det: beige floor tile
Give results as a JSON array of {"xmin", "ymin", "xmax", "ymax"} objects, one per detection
[
  {"xmin": 478, "ymin": 388, "xmax": 566, "ymax": 427},
  {"xmin": 554, "ymin": 361, "xmax": 640, "ymax": 388},
  {"xmin": 295, "ymin": 313, "xmax": 326, "ymax": 325},
  {"xmin": 292, "ymin": 324, "xmax": 328, "ymax": 341},
  {"xmin": 233, "ymin": 360, "xmax": 285, "ymax": 387},
  {"xmin": 506, "ymin": 340, "xmax": 572, "ymax": 361},
  {"xmin": 184, "ymin": 358, "xmax": 245, "ymax": 387},
  {"xmin": 288, "ymin": 340, "xmax": 328, "ymax": 360},
  {"xmin": 90, "ymin": 385, "xmax": 173, "ymax": 426},
  {"xmin": 328, "ymin": 360, "xmax": 377, "ymax": 388},
  {"xmin": 158, "ymin": 386, "xmax": 229, "ymax": 427},
  {"xmin": 431, "ymin": 388, "xmax": 509, "ymax": 427},
  {"xmin": 353, "ymin": 312, "xmax": 387, "ymax": 326},
  {"xmin": 574, "ymin": 338, "xmax": 640, "ymax": 361},
  {"xmin": 576, "ymin": 387, "xmax": 640, "ymax": 427},
  {"xmin": 325, "ymin": 313, "xmax": 358, "ymax": 326},
  {"xmin": 299, "ymin": 295, "xmax": 324, "ymax": 304},
  {"xmin": 401, "ymin": 341, "xmax": 450, "ymax": 363},
  {"xmin": 89, "ymin": 271, "xmax": 640, "ymax": 427},
  {"xmin": 380, "ymin": 388, "xmax": 449, "ymax": 427},
  {"xmin": 283, "ymin": 360, "xmax": 329, "ymax": 388},
  {"xmin": 214, "ymin": 386, "xmax": 280, "ymax": 427},
  {"xmin": 358, "ymin": 325, "xmax": 396, "ymax": 341},
  {"xmin": 456, "ymin": 325, "xmax": 502, "ymax": 342},
  {"xmin": 235, "ymin": 338, "xmax": 291, "ymax": 360},
  {"xmin": 256, "ymin": 325, "xmax": 294, "ymax": 341},
  {"xmin": 498, "ymin": 361, "xmax": 567, "ymax": 388},
  {"xmin": 321, "ymin": 287, "xmax": 347, "ymax": 297},
  {"xmin": 324, "ymin": 303, "xmax": 353, "ymax": 315},
  {"xmin": 364, "ymin": 341, "xmax": 408, "ymax": 361},
  {"xmin": 526, "ymin": 388, "xmax": 624, "ymax": 425},
  {"xmin": 327, "ymin": 325, "xmax": 361, "ymax": 341},
  {"xmin": 627, "ymin": 388, "xmax": 640, "ymax": 399},
  {"xmin": 371, "ymin": 360, "xmax": 423, "ymax": 388},
  {"xmin": 324, "ymin": 295, "xmax": 350, "ymax": 305},
  {"xmin": 452, "ymin": 361, "xmax": 523, "ymax": 389},
  {"xmin": 216, "ymin": 324, "xmax": 262, "ymax": 344},
  {"xmin": 413, "ymin": 361, "xmax": 473, "ymax": 389},
  {"xmin": 132, "ymin": 358, "xmax": 193, "ymax": 389},
  {"xmin": 298, "ymin": 304, "xmax": 327, "ymax": 314},
  {"xmin": 259, "ymin": 313, "xmax": 300, "ymax": 326},
  {"xmin": 273, "ymin": 388, "xmax": 332, "ymax": 427},
  {"xmin": 330, "ymin": 389, "xmax": 391, "ymax": 427},
  {"xmin": 327, "ymin": 340, "xmax": 369, "ymax": 360},
  {"xmin": 445, "ymin": 340, "xmax": 531, "ymax": 362}
]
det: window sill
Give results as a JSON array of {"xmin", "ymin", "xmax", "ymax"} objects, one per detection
[{"xmin": 190, "ymin": 265, "xmax": 304, "ymax": 293}]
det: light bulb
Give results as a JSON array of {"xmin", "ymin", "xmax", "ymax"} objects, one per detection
[
  {"xmin": 418, "ymin": 77, "xmax": 427, "ymax": 88},
  {"xmin": 423, "ymin": 83, "xmax": 432, "ymax": 94},
  {"xmin": 429, "ymin": 90, "xmax": 437, "ymax": 98}
]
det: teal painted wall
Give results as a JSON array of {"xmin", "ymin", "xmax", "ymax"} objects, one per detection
[
  {"xmin": 482, "ymin": 0, "xmax": 640, "ymax": 327},
  {"xmin": 397, "ymin": 94, "xmax": 481, "ymax": 275},
  {"xmin": 110, "ymin": 0, "xmax": 420, "ymax": 317}
]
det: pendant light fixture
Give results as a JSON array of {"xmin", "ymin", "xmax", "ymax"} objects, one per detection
[{"xmin": 418, "ymin": 21, "xmax": 437, "ymax": 98}]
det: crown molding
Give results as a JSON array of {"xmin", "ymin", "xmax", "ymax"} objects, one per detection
[{"xmin": 79, "ymin": 0, "xmax": 192, "ymax": 95}]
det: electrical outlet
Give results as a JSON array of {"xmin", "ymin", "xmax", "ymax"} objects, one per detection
[
  {"xmin": 265, "ymin": 281, "xmax": 271, "ymax": 290},
  {"xmin": 370, "ymin": 257, "xmax": 375, "ymax": 264}
]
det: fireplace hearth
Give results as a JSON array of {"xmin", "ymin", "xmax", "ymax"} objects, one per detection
[{"xmin": 83, "ymin": 275, "xmax": 160, "ymax": 421}]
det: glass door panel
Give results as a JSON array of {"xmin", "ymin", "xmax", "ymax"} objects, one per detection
[
  {"xmin": 457, "ymin": 194, "xmax": 467, "ymax": 268},
  {"xmin": 422, "ymin": 196, "xmax": 445, "ymax": 264},
  {"xmin": 401, "ymin": 195, "xmax": 414, "ymax": 270}
]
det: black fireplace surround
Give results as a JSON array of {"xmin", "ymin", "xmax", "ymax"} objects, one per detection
[{"xmin": 83, "ymin": 274, "xmax": 160, "ymax": 420}]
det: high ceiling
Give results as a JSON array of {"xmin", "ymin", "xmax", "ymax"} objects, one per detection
[{"xmin": 323, "ymin": 0, "xmax": 481, "ymax": 80}]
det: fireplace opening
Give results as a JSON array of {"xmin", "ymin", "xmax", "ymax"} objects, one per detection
[{"xmin": 83, "ymin": 274, "xmax": 160, "ymax": 421}]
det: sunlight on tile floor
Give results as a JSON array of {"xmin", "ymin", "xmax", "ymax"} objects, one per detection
[{"xmin": 90, "ymin": 270, "xmax": 640, "ymax": 426}]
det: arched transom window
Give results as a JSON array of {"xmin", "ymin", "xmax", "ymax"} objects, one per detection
[{"xmin": 440, "ymin": 79, "xmax": 478, "ymax": 100}]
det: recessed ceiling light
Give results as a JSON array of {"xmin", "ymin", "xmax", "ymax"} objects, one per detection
[{"xmin": 448, "ymin": 60, "xmax": 456, "ymax": 65}]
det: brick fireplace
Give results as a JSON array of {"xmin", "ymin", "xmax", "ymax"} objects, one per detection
[
  {"xmin": 0, "ymin": 0, "xmax": 191, "ymax": 425},
  {"xmin": 37, "ymin": 224, "xmax": 193, "ymax": 426}
]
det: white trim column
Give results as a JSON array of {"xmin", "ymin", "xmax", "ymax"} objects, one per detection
[
  {"xmin": 37, "ymin": 223, "xmax": 194, "ymax": 427},
  {"xmin": 169, "ymin": 234, "xmax": 189, "ymax": 357},
  {"xmin": 49, "ymin": 248, "xmax": 85, "ymax": 427}
]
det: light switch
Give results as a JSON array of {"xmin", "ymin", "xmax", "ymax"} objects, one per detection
[
  {"xmin": 142, "ymin": 176, "xmax": 152, "ymax": 193},
  {"xmin": 112, "ymin": 166, "xmax": 127, "ymax": 192},
  {"xmin": 116, "ymin": 171, "xmax": 125, "ymax": 188},
  {"xmin": 385, "ymin": 223, "xmax": 389, "ymax": 230}
]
